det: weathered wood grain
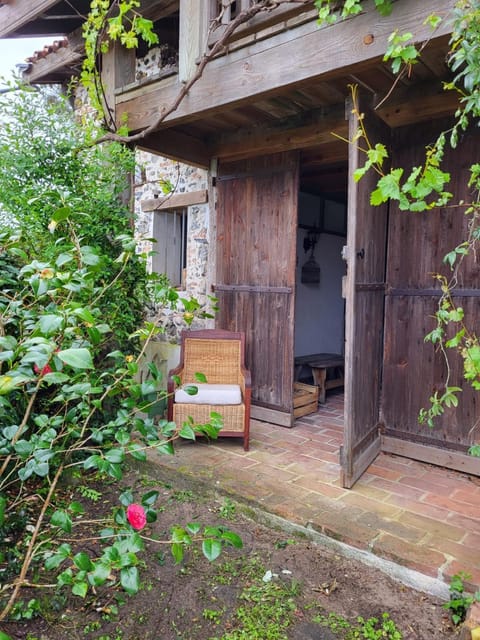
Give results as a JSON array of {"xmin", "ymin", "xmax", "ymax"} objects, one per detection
[
  {"xmin": 381, "ymin": 120, "xmax": 480, "ymax": 453},
  {"xmin": 0, "ymin": 0, "xmax": 59, "ymax": 37},
  {"xmin": 342, "ymin": 90, "xmax": 391, "ymax": 488},
  {"xmin": 215, "ymin": 152, "xmax": 298, "ymax": 418},
  {"xmin": 116, "ymin": 0, "xmax": 455, "ymax": 132}
]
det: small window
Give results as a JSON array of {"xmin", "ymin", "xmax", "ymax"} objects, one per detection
[{"xmin": 151, "ymin": 208, "xmax": 187, "ymax": 287}]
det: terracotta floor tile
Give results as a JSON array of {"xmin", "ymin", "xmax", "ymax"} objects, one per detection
[{"xmin": 149, "ymin": 394, "xmax": 479, "ymax": 590}]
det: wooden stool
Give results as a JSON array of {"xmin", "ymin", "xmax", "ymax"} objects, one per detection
[{"xmin": 294, "ymin": 353, "xmax": 344, "ymax": 404}]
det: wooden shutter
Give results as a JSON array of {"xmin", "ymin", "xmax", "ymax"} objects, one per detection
[{"xmin": 152, "ymin": 210, "xmax": 186, "ymax": 286}]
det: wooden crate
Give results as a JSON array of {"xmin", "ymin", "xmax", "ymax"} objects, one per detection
[{"xmin": 293, "ymin": 382, "xmax": 319, "ymax": 418}]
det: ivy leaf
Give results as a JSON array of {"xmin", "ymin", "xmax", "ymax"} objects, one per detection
[{"xmin": 194, "ymin": 372, "xmax": 207, "ymax": 383}]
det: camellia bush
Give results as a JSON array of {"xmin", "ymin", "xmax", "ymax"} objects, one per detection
[
  {"xmin": 0, "ymin": 87, "xmax": 238, "ymax": 625},
  {"xmin": 0, "ymin": 84, "xmax": 147, "ymax": 353},
  {"xmin": 0, "ymin": 225, "xmax": 239, "ymax": 624}
]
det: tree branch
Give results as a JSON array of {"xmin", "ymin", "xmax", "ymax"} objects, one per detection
[{"xmin": 95, "ymin": 0, "xmax": 310, "ymax": 145}]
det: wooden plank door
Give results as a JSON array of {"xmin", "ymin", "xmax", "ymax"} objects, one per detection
[
  {"xmin": 214, "ymin": 152, "xmax": 299, "ymax": 426},
  {"xmin": 341, "ymin": 94, "xmax": 390, "ymax": 488},
  {"xmin": 381, "ymin": 119, "xmax": 480, "ymax": 475}
]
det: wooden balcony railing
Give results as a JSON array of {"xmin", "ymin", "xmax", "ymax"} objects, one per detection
[{"xmin": 207, "ymin": 0, "xmax": 315, "ymax": 47}]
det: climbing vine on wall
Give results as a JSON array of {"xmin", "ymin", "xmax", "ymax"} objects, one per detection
[{"xmin": 316, "ymin": 0, "xmax": 480, "ymax": 450}]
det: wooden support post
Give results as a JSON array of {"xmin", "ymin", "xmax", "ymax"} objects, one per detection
[{"xmin": 179, "ymin": 0, "xmax": 209, "ymax": 83}]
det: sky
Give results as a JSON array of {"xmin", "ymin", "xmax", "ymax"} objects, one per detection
[{"xmin": 0, "ymin": 37, "xmax": 48, "ymax": 87}]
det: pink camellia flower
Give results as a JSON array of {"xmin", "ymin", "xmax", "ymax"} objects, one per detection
[
  {"xmin": 126, "ymin": 503, "xmax": 147, "ymax": 531},
  {"xmin": 33, "ymin": 363, "xmax": 53, "ymax": 376}
]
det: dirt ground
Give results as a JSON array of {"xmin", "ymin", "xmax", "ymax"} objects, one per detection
[{"xmin": 1, "ymin": 469, "xmax": 460, "ymax": 640}]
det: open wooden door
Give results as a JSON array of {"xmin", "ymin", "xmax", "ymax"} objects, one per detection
[
  {"xmin": 214, "ymin": 152, "xmax": 299, "ymax": 426},
  {"xmin": 341, "ymin": 93, "xmax": 391, "ymax": 488}
]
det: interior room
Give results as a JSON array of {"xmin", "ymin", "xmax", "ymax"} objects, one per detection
[{"xmin": 294, "ymin": 156, "xmax": 348, "ymax": 393}]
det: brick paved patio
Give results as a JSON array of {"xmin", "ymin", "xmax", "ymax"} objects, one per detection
[{"xmin": 150, "ymin": 392, "xmax": 480, "ymax": 593}]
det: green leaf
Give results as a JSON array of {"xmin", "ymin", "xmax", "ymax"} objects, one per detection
[
  {"xmin": 51, "ymin": 510, "xmax": 72, "ymax": 533},
  {"xmin": 179, "ymin": 424, "xmax": 196, "ymax": 440},
  {"xmin": 221, "ymin": 530, "xmax": 243, "ymax": 548},
  {"xmin": 353, "ymin": 166, "xmax": 368, "ymax": 182},
  {"xmin": 141, "ymin": 490, "xmax": 159, "ymax": 507},
  {"xmin": 0, "ymin": 631, "xmax": 14, "ymax": 640},
  {"xmin": 194, "ymin": 372, "xmax": 207, "ymax": 383},
  {"xmin": 128, "ymin": 443, "xmax": 147, "ymax": 461},
  {"xmin": 202, "ymin": 538, "xmax": 222, "ymax": 562},
  {"xmin": 171, "ymin": 542, "xmax": 184, "ymax": 564},
  {"xmin": 72, "ymin": 581, "xmax": 88, "ymax": 598},
  {"xmin": 38, "ymin": 314, "xmax": 63, "ymax": 335},
  {"xmin": 184, "ymin": 384, "xmax": 198, "ymax": 396},
  {"xmin": 51, "ymin": 206, "xmax": 72, "ymax": 223},
  {"xmin": 105, "ymin": 447, "xmax": 125, "ymax": 463},
  {"xmin": 0, "ymin": 375, "xmax": 18, "ymax": 395},
  {"xmin": 186, "ymin": 522, "xmax": 201, "ymax": 535},
  {"xmin": 73, "ymin": 552, "xmax": 94, "ymax": 571},
  {"xmin": 57, "ymin": 347, "xmax": 94, "ymax": 370},
  {"xmin": 44, "ymin": 543, "xmax": 71, "ymax": 570},
  {"xmin": 0, "ymin": 495, "xmax": 6, "ymax": 527},
  {"xmin": 120, "ymin": 566, "xmax": 140, "ymax": 595},
  {"xmin": 89, "ymin": 561, "xmax": 111, "ymax": 586}
]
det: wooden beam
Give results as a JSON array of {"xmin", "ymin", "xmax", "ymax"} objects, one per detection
[
  {"xmin": 137, "ymin": 128, "xmax": 211, "ymax": 168},
  {"xmin": 375, "ymin": 81, "xmax": 460, "ymax": 128},
  {"xmin": 140, "ymin": 0, "xmax": 179, "ymax": 21},
  {"xmin": 141, "ymin": 189, "xmax": 208, "ymax": 211},
  {"xmin": 382, "ymin": 436, "xmax": 480, "ymax": 476},
  {"xmin": 207, "ymin": 2, "xmax": 316, "ymax": 47},
  {"xmin": 179, "ymin": 0, "xmax": 208, "ymax": 83},
  {"xmin": 0, "ymin": 0, "xmax": 61, "ymax": 37},
  {"xmin": 116, "ymin": 0, "xmax": 455, "ymax": 132},
  {"xmin": 210, "ymin": 104, "xmax": 348, "ymax": 161}
]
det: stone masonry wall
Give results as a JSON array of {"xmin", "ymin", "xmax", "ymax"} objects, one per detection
[
  {"xmin": 132, "ymin": 45, "xmax": 212, "ymax": 342},
  {"xmin": 134, "ymin": 152, "xmax": 211, "ymax": 341}
]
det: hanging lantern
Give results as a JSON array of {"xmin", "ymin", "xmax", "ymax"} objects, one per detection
[
  {"xmin": 301, "ymin": 254, "xmax": 321, "ymax": 284},
  {"xmin": 301, "ymin": 229, "xmax": 321, "ymax": 285}
]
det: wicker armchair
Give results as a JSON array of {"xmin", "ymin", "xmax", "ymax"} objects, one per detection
[{"xmin": 167, "ymin": 329, "xmax": 252, "ymax": 450}]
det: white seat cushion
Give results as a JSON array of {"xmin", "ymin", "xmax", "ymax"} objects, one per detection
[{"xmin": 174, "ymin": 383, "xmax": 242, "ymax": 405}]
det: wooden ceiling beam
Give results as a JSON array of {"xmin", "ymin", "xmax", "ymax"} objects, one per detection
[
  {"xmin": 208, "ymin": 104, "xmax": 348, "ymax": 162},
  {"xmin": 138, "ymin": 128, "xmax": 210, "ymax": 168},
  {"xmin": 375, "ymin": 81, "xmax": 460, "ymax": 128},
  {"xmin": 115, "ymin": 0, "xmax": 454, "ymax": 133},
  {"xmin": 0, "ymin": 0, "xmax": 61, "ymax": 37}
]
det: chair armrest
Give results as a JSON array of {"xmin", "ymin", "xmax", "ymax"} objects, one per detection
[{"xmin": 239, "ymin": 365, "xmax": 252, "ymax": 397}]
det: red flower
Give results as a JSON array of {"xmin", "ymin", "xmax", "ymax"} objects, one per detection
[
  {"xmin": 33, "ymin": 363, "xmax": 53, "ymax": 376},
  {"xmin": 126, "ymin": 503, "xmax": 147, "ymax": 530}
]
